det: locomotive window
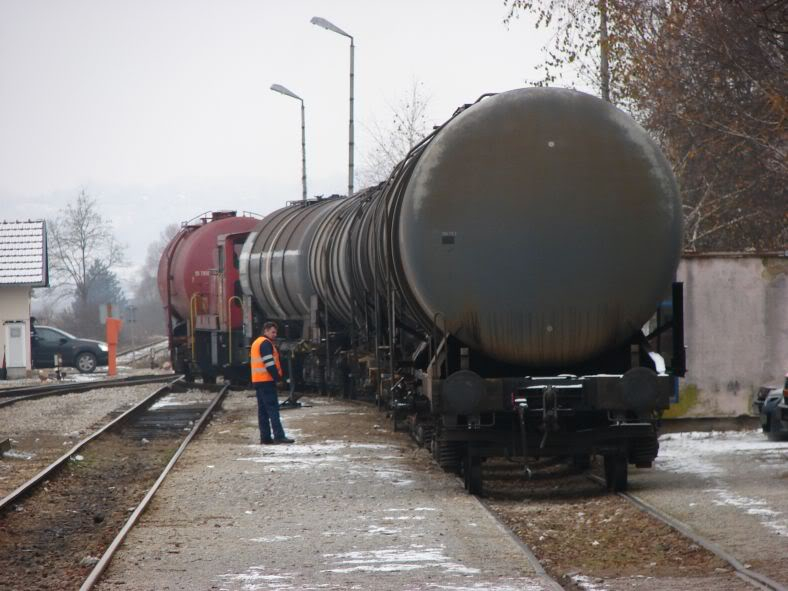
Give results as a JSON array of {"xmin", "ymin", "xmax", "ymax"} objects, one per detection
[
  {"xmin": 233, "ymin": 243, "xmax": 242, "ymax": 269},
  {"xmin": 234, "ymin": 279, "xmax": 242, "ymax": 297}
]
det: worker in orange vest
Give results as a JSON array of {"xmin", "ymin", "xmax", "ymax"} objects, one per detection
[{"xmin": 250, "ymin": 321, "xmax": 294, "ymax": 444}]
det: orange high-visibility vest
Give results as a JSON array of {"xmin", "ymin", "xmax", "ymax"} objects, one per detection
[{"xmin": 250, "ymin": 335, "xmax": 282, "ymax": 383}]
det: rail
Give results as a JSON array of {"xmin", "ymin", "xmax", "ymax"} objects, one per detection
[
  {"xmin": 586, "ymin": 474, "xmax": 787, "ymax": 591},
  {"xmin": 81, "ymin": 383, "xmax": 230, "ymax": 590},
  {"xmin": 189, "ymin": 292, "xmax": 200, "ymax": 362},
  {"xmin": 0, "ymin": 373, "xmax": 179, "ymax": 408},
  {"xmin": 227, "ymin": 295, "xmax": 243, "ymax": 363},
  {"xmin": 0, "ymin": 376, "xmax": 184, "ymax": 513}
]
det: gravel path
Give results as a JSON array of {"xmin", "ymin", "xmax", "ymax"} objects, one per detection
[
  {"xmin": 96, "ymin": 394, "xmax": 556, "ymax": 591},
  {"xmin": 0, "ymin": 367, "xmax": 172, "ymax": 390},
  {"xmin": 0, "ymin": 383, "xmax": 169, "ymax": 498},
  {"xmin": 629, "ymin": 430, "xmax": 788, "ymax": 586}
]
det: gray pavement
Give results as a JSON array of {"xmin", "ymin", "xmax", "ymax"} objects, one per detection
[
  {"xmin": 628, "ymin": 430, "xmax": 788, "ymax": 586},
  {"xmin": 97, "ymin": 394, "xmax": 555, "ymax": 591}
]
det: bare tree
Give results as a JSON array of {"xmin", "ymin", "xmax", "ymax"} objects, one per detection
[
  {"xmin": 504, "ymin": 0, "xmax": 616, "ymax": 101},
  {"xmin": 63, "ymin": 260, "xmax": 128, "ymax": 339},
  {"xmin": 130, "ymin": 223, "xmax": 180, "ymax": 339},
  {"xmin": 47, "ymin": 190, "xmax": 126, "ymax": 324},
  {"xmin": 504, "ymin": 0, "xmax": 787, "ymax": 251},
  {"xmin": 360, "ymin": 80, "xmax": 433, "ymax": 185},
  {"xmin": 614, "ymin": 0, "xmax": 787, "ymax": 250}
]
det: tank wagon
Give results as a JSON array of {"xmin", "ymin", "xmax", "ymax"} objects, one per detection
[
  {"xmin": 161, "ymin": 88, "xmax": 687, "ymax": 494},
  {"xmin": 157, "ymin": 210, "xmax": 260, "ymax": 382}
]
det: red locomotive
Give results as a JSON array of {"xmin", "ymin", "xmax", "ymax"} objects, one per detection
[{"xmin": 157, "ymin": 210, "xmax": 259, "ymax": 382}]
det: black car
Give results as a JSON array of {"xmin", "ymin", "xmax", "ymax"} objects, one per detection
[
  {"xmin": 31, "ymin": 325, "xmax": 109, "ymax": 374},
  {"xmin": 755, "ymin": 374, "xmax": 788, "ymax": 441}
]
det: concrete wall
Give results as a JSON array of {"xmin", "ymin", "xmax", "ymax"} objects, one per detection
[
  {"xmin": 0, "ymin": 285, "xmax": 32, "ymax": 377},
  {"xmin": 667, "ymin": 255, "xmax": 788, "ymax": 417}
]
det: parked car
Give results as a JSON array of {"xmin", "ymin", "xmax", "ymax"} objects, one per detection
[
  {"xmin": 753, "ymin": 385, "xmax": 777, "ymax": 416},
  {"xmin": 30, "ymin": 325, "xmax": 109, "ymax": 374},
  {"xmin": 755, "ymin": 375, "xmax": 788, "ymax": 441}
]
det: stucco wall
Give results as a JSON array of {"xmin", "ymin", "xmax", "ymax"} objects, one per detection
[
  {"xmin": 669, "ymin": 255, "xmax": 788, "ymax": 417},
  {"xmin": 0, "ymin": 285, "xmax": 32, "ymax": 375}
]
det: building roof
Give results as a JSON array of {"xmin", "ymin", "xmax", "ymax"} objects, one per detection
[{"xmin": 0, "ymin": 220, "xmax": 48, "ymax": 287}]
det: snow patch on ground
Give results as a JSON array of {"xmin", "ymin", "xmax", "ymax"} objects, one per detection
[
  {"xmin": 149, "ymin": 393, "xmax": 204, "ymax": 410},
  {"xmin": 248, "ymin": 535, "xmax": 301, "ymax": 543},
  {"xmin": 235, "ymin": 439, "xmax": 403, "ymax": 471},
  {"xmin": 424, "ymin": 583, "xmax": 546, "ymax": 591},
  {"xmin": 365, "ymin": 525, "xmax": 401, "ymax": 535},
  {"xmin": 571, "ymin": 574, "xmax": 610, "ymax": 590},
  {"xmin": 657, "ymin": 430, "xmax": 788, "ymax": 477},
  {"xmin": 218, "ymin": 565, "xmax": 295, "ymax": 590},
  {"xmin": 707, "ymin": 488, "xmax": 788, "ymax": 536},
  {"xmin": 657, "ymin": 430, "xmax": 788, "ymax": 538},
  {"xmin": 1, "ymin": 450, "xmax": 33, "ymax": 460},
  {"xmin": 373, "ymin": 468, "xmax": 414, "ymax": 486},
  {"xmin": 322, "ymin": 545, "xmax": 480, "ymax": 576}
]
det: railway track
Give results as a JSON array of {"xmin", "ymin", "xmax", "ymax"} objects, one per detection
[
  {"xmin": 585, "ymin": 474, "xmax": 787, "ymax": 591},
  {"xmin": 473, "ymin": 458, "xmax": 786, "ymax": 591},
  {"xmin": 0, "ymin": 373, "xmax": 178, "ymax": 408},
  {"xmin": 116, "ymin": 338, "xmax": 168, "ymax": 358},
  {"xmin": 0, "ymin": 377, "xmax": 229, "ymax": 590}
]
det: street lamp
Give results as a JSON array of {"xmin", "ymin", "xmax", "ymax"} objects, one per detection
[
  {"xmin": 270, "ymin": 84, "xmax": 307, "ymax": 202},
  {"xmin": 126, "ymin": 304, "xmax": 137, "ymax": 364},
  {"xmin": 310, "ymin": 16, "xmax": 354, "ymax": 198}
]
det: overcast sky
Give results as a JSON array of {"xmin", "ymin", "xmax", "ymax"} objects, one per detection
[{"xmin": 0, "ymin": 0, "xmax": 565, "ymax": 285}]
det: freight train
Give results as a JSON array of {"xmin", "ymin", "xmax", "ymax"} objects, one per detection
[{"xmin": 158, "ymin": 87, "xmax": 686, "ymax": 494}]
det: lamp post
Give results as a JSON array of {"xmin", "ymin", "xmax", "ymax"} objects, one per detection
[
  {"xmin": 270, "ymin": 84, "xmax": 307, "ymax": 202},
  {"xmin": 126, "ymin": 304, "xmax": 137, "ymax": 364},
  {"xmin": 310, "ymin": 16, "xmax": 354, "ymax": 198}
]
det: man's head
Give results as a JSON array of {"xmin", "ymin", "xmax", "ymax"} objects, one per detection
[{"xmin": 262, "ymin": 321, "xmax": 278, "ymax": 339}]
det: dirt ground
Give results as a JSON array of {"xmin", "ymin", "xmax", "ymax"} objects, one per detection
[
  {"xmin": 0, "ymin": 433, "xmax": 179, "ymax": 591},
  {"xmin": 0, "ymin": 384, "xmax": 167, "ymax": 498},
  {"xmin": 0, "ymin": 388, "xmax": 217, "ymax": 590},
  {"xmin": 4, "ymin": 387, "xmax": 784, "ymax": 591},
  {"xmin": 484, "ymin": 459, "xmax": 750, "ymax": 590},
  {"xmin": 629, "ymin": 430, "xmax": 788, "ymax": 587}
]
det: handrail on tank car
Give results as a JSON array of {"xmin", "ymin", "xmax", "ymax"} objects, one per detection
[
  {"xmin": 164, "ymin": 227, "xmax": 190, "ymax": 367},
  {"xmin": 227, "ymin": 296, "xmax": 243, "ymax": 364},
  {"xmin": 181, "ymin": 210, "xmax": 263, "ymax": 227},
  {"xmin": 189, "ymin": 293, "xmax": 200, "ymax": 362}
]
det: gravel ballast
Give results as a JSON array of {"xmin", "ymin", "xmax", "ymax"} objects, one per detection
[{"xmin": 0, "ymin": 383, "xmax": 171, "ymax": 498}]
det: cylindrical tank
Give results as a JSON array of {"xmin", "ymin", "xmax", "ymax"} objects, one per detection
[
  {"xmin": 242, "ymin": 88, "xmax": 682, "ymax": 368},
  {"xmin": 239, "ymin": 198, "xmax": 344, "ymax": 320},
  {"xmin": 158, "ymin": 211, "xmax": 259, "ymax": 322},
  {"xmin": 393, "ymin": 88, "xmax": 682, "ymax": 365}
]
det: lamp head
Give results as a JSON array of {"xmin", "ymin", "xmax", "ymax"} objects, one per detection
[
  {"xmin": 310, "ymin": 16, "xmax": 352, "ymax": 39},
  {"xmin": 270, "ymin": 84, "xmax": 303, "ymax": 102}
]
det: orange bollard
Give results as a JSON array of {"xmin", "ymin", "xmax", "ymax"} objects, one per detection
[{"xmin": 106, "ymin": 317, "xmax": 123, "ymax": 377}]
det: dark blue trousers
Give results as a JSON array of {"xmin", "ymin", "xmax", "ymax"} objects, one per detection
[{"xmin": 255, "ymin": 382, "xmax": 285, "ymax": 442}]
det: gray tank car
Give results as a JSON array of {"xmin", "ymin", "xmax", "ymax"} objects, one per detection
[{"xmin": 240, "ymin": 87, "xmax": 686, "ymax": 494}]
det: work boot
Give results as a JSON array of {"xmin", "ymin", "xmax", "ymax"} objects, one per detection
[
  {"xmin": 274, "ymin": 437, "xmax": 295, "ymax": 444},
  {"xmin": 260, "ymin": 438, "xmax": 274, "ymax": 445}
]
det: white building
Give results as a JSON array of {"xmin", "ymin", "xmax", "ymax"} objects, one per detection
[{"xmin": 0, "ymin": 220, "xmax": 48, "ymax": 379}]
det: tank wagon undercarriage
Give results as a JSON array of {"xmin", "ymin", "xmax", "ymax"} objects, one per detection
[{"xmin": 161, "ymin": 87, "xmax": 687, "ymax": 495}]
